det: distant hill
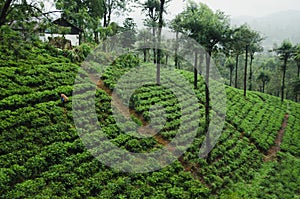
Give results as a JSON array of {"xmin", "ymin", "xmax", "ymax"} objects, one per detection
[{"xmin": 232, "ymin": 10, "xmax": 300, "ymax": 50}]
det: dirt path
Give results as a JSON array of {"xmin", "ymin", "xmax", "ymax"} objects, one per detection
[
  {"xmin": 264, "ymin": 114, "xmax": 289, "ymax": 162},
  {"xmin": 88, "ymin": 74, "xmax": 209, "ymax": 186},
  {"xmin": 88, "ymin": 74, "xmax": 169, "ymax": 145}
]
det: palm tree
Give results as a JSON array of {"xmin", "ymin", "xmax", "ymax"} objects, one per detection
[{"xmin": 275, "ymin": 40, "xmax": 294, "ymax": 101}]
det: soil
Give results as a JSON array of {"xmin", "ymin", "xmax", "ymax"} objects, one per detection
[
  {"xmin": 89, "ymin": 74, "xmax": 209, "ymax": 187},
  {"xmin": 264, "ymin": 114, "xmax": 289, "ymax": 162}
]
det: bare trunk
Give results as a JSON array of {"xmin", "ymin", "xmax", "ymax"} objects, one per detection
[
  {"xmin": 194, "ymin": 51, "xmax": 198, "ymax": 89},
  {"xmin": 229, "ymin": 67, "xmax": 233, "ymax": 86},
  {"xmin": 249, "ymin": 54, "xmax": 254, "ymax": 90},
  {"xmin": 235, "ymin": 54, "xmax": 239, "ymax": 88},
  {"xmin": 103, "ymin": 5, "xmax": 107, "ymax": 27},
  {"xmin": 205, "ymin": 52, "xmax": 211, "ymax": 127},
  {"xmin": 152, "ymin": 27, "xmax": 156, "ymax": 64},
  {"xmin": 143, "ymin": 49, "xmax": 147, "ymax": 62},
  {"xmin": 107, "ymin": 8, "xmax": 112, "ymax": 27},
  {"xmin": 205, "ymin": 51, "xmax": 211, "ymax": 156},
  {"xmin": 94, "ymin": 31, "xmax": 99, "ymax": 44},
  {"xmin": 156, "ymin": 0, "xmax": 165, "ymax": 85},
  {"xmin": 199, "ymin": 50, "xmax": 204, "ymax": 75},
  {"xmin": 0, "ymin": 0, "xmax": 13, "ymax": 26},
  {"xmin": 244, "ymin": 45, "xmax": 249, "ymax": 97},
  {"xmin": 165, "ymin": 54, "xmax": 168, "ymax": 65},
  {"xmin": 282, "ymin": 59, "xmax": 287, "ymax": 102},
  {"xmin": 174, "ymin": 31, "xmax": 179, "ymax": 68},
  {"xmin": 79, "ymin": 33, "xmax": 82, "ymax": 45}
]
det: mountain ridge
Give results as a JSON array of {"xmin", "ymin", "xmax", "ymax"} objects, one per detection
[{"xmin": 231, "ymin": 10, "xmax": 300, "ymax": 50}]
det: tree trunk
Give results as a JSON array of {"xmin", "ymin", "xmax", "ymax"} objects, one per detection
[
  {"xmin": 165, "ymin": 54, "xmax": 168, "ymax": 65},
  {"xmin": 103, "ymin": 5, "xmax": 107, "ymax": 27},
  {"xmin": 174, "ymin": 31, "xmax": 179, "ymax": 68},
  {"xmin": 0, "ymin": 0, "xmax": 13, "ymax": 26},
  {"xmin": 297, "ymin": 63, "xmax": 300, "ymax": 78},
  {"xmin": 94, "ymin": 31, "xmax": 99, "ymax": 44},
  {"xmin": 204, "ymin": 51, "xmax": 211, "ymax": 157},
  {"xmin": 156, "ymin": 0, "xmax": 165, "ymax": 85},
  {"xmin": 199, "ymin": 50, "xmax": 204, "ymax": 75},
  {"xmin": 194, "ymin": 51, "xmax": 198, "ymax": 89},
  {"xmin": 143, "ymin": 49, "xmax": 147, "ymax": 62},
  {"xmin": 235, "ymin": 54, "xmax": 239, "ymax": 88},
  {"xmin": 205, "ymin": 51, "xmax": 211, "ymax": 127},
  {"xmin": 229, "ymin": 67, "xmax": 233, "ymax": 86},
  {"xmin": 262, "ymin": 81, "xmax": 265, "ymax": 93},
  {"xmin": 107, "ymin": 4, "xmax": 112, "ymax": 27},
  {"xmin": 281, "ymin": 59, "xmax": 287, "ymax": 102},
  {"xmin": 244, "ymin": 45, "xmax": 249, "ymax": 97},
  {"xmin": 249, "ymin": 53, "xmax": 254, "ymax": 90},
  {"xmin": 152, "ymin": 27, "xmax": 156, "ymax": 64}
]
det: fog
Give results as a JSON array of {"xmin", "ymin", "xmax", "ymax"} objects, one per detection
[{"xmin": 119, "ymin": 0, "xmax": 300, "ymax": 28}]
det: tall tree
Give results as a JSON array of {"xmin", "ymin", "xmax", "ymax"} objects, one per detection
[
  {"xmin": 244, "ymin": 44, "xmax": 249, "ymax": 96},
  {"xmin": 275, "ymin": 40, "xmax": 294, "ymax": 101},
  {"xmin": 229, "ymin": 24, "xmax": 263, "ymax": 96},
  {"xmin": 55, "ymin": 0, "xmax": 105, "ymax": 44},
  {"xmin": 248, "ymin": 39, "xmax": 263, "ymax": 90},
  {"xmin": 175, "ymin": 2, "xmax": 230, "ymax": 127},
  {"xmin": 0, "ymin": 0, "xmax": 53, "ymax": 29},
  {"xmin": 174, "ymin": 2, "xmax": 230, "ymax": 158},
  {"xmin": 136, "ymin": 29, "xmax": 152, "ymax": 62},
  {"xmin": 0, "ymin": 0, "xmax": 13, "ymax": 26},
  {"xmin": 292, "ymin": 79, "xmax": 300, "ymax": 102},
  {"xmin": 102, "ymin": 0, "xmax": 134, "ymax": 27},
  {"xmin": 294, "ymin": 44, "xmax": 300, "ymax": 78},
  {"xmin": 141, "ymin": 0, "xmax": 160, "ymax": 64},
  {"xmin": 229, "ymin": 26, "xmax": 245, "ymax": 89},
  {"xmin": 169, "ymin": 14, "xmax": 183, "ymax": 68},
  {"xmin": 257, "ymin": 71, "xmax": 270, "ymax": 93},
  {"xmin": 120, "ymin": 17, "xmax": 137, "ymax": 48},
  {"xmin": 225, "ymin": 57, "xmax": 235, "ymax": 86},
  {"xmin": 156, "ymin": 0, "xmax": 168, "ymax": 85}
]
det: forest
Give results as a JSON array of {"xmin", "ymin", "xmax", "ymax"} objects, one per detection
[{"xmin": 0, "ymin": 0, "xmax": 299, "ymax": 198}]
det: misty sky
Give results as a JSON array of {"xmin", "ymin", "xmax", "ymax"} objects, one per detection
[
  {"xmin": 45, "ymin": 0, "xmax": 300, "ymax": 26},
  {"xmin": 121, "ymin": 0, "xmax": 300, "ymax": 27},
  {"xmin": 167, "ymin": 0, "xmax": 300, "ymax": 18}
]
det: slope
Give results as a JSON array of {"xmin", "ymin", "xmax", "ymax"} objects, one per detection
[{"xmin": 0, "ymin": 41, "xmax": 299, "ymax": 198}]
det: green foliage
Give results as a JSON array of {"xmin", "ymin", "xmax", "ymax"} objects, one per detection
[
  {"xmin": 0, "ymin": 27, "xmax": 299, "ymax": 198},
  {"xmin": 173, "ymin": 1, "xmax": 230, "ymax": 52},
  {"xmin": 63, "ymin": 43, "xmax": 93, "ymax": 62},
  {"xmin": 55, "ymin": 0, "xmax": 105, "ymax": 40}
]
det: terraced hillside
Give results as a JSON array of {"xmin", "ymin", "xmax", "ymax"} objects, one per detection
[{"xmin": 0, "ymin": 42, "xmax": 299, "ymax": 198}]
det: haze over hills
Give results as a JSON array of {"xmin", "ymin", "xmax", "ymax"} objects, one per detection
[{"xmin": 231, "ymin": 10, "xmax": 300, "ymax": 50}]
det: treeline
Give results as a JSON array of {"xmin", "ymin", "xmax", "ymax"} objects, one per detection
[{"xmin": 1, "ymin": 0, "xmax": 300, "ymax": 102}]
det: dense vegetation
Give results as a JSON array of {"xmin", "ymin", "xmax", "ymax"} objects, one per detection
[
  {"xmin": 0, "ymin": 27, "xmax": 299, "ymax": 198},
  {"xmin": 1, "ymin": 0, "xmax": 300, "ymax": 198}
]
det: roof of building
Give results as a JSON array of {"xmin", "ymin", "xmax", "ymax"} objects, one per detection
[{"xmin": 52, "ymin": 18, "xmax": 83, "ymax": 34}]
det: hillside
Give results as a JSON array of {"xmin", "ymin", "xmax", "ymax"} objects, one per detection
[
  {"xmin": 232, "ymin": 10, "xmax": 300, "ymax": 50},
  {"xmin": 0, "ymin": 40, "xmax": 299, "ymax": 198}
]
